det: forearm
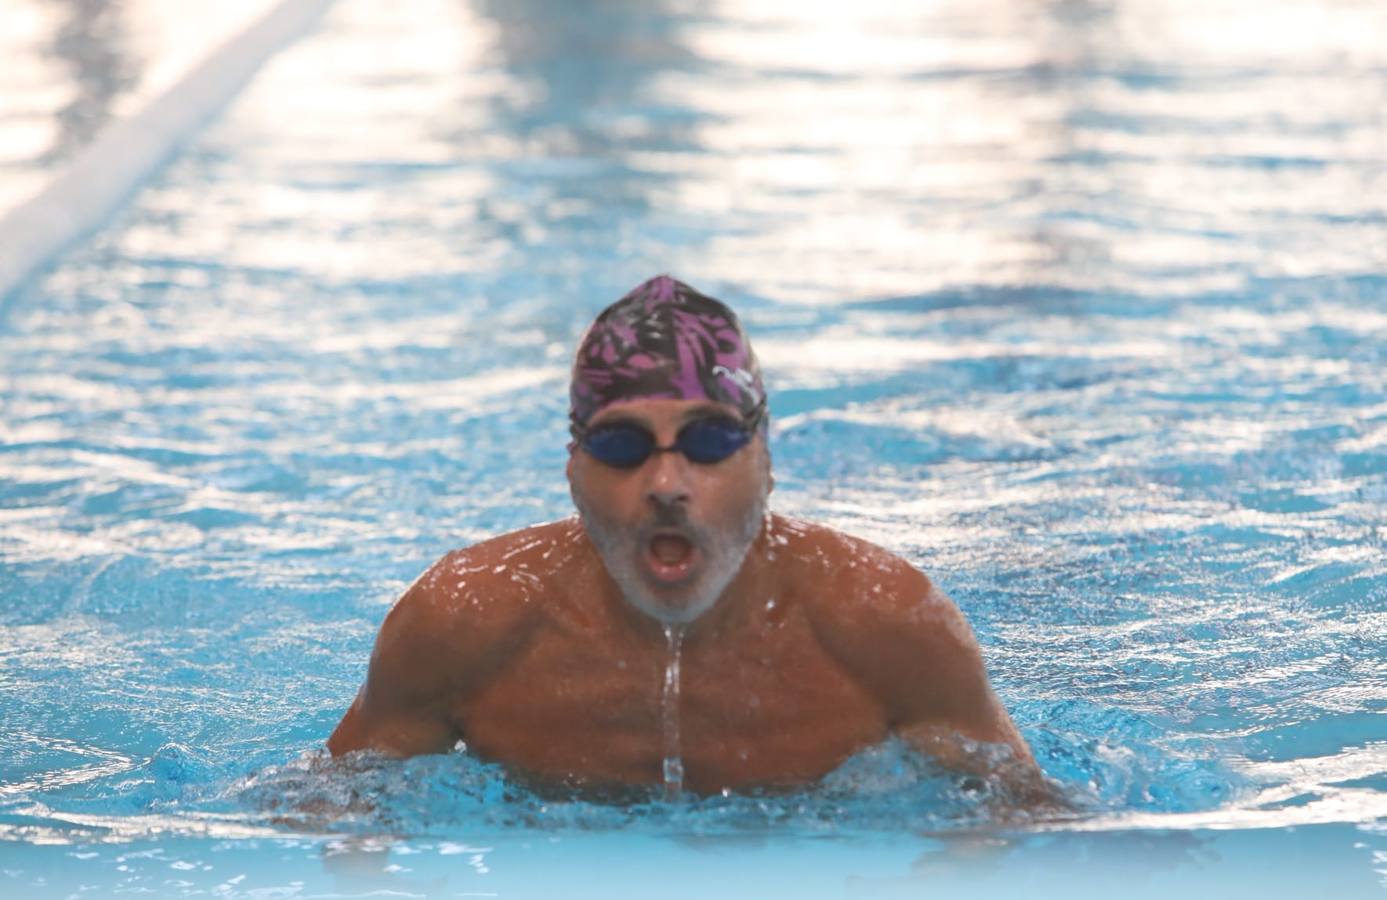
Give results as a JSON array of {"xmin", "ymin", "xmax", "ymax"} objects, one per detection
[
  {"xmin": 327, "ymin": 693, "xmax": 457, "ymax": 759},
  {"xmin": 899, "ymin": 720, "xmax": 1063, "ymax": 814}
]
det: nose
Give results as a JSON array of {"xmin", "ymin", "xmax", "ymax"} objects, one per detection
[{"xmin": 645, "ymin": 446, "xmax": 691, "ymax": 508}]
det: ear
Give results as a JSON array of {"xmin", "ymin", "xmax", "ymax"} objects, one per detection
[{"xmin": 567, "ymin": 455, "xmax": 583, "ymax": 514}]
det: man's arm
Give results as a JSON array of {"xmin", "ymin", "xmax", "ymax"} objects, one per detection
[
  {"xmin": 886, "ymin": 594, "xmax": 1055, "ymax": 808},
  {"xmin": 327, "ymin": 574, "xmax": 462, "ymax": 758},
  {"xmin": 327, "ymin": 548, "xmax": 537, "ymax": 759},
  {"xmin": 809, "ymin": 540, "xmax": 1056, "ymax": 807}
]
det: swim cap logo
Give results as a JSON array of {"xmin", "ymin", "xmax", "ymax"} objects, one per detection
[{"xmin": 711, "ymin": 365, "xmax": 757, "ymax": 393}]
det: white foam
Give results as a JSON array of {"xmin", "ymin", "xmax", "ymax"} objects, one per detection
[{"xmin": 0, "ymin": 0, "xmax": 337, "ymax": 307}]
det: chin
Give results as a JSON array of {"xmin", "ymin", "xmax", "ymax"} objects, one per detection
[
  {"xmin": 610, "ymin": 558, "xmax": 730, "ymax": 626},
  {"xmin": 573, "ymin": 485, "xmax": 768, "ymax": 630},
  {"xmin": 581, "ymin": 523, "xmax": 757, "ymax": 628},
  {"xmin": 629, "ymin": 587, "xmax": 720, "ymax": 627}
]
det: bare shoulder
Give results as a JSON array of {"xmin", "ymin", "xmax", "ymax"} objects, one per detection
[
  {"xmin": 769, "ymin": 515, "xmax": 982, "ymax": 715},
  {"xmin": 769, "ymin": 515, "xmax": 961, "ymax": 637},
  {"xmin": 379, "ymin": 518, "xmax": 579, "ymax": 671},
  {"xmin": 328, "ymin": 519, "xmax": 579, "ymax": 757},
  {"xmin": 767, "ymin": 516, "xmax": 1046, "ymax": 795},
  {"xmin": 776, "ymin": 515, "xmax": 1043, "ymax": 798}
]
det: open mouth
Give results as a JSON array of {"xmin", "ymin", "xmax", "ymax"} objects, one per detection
[{"xmin": 645, "ymin": 532, "xmax": 697, "ymax": 583}]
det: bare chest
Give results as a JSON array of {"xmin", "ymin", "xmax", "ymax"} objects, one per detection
[{"xmin": 454, "ymin": 616, "xmax": 887, "ymax": 793}]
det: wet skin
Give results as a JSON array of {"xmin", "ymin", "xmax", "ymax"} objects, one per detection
[{"xmin": 329, "ymin": 399, "xmax": 1046, "ymax": 799}]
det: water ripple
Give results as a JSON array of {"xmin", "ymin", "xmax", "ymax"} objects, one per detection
[{"xmin": 0, "ymin": 0, "xmax": 1383, "ymax": 867}]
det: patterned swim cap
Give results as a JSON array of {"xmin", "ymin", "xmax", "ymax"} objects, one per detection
[{"xmin": 570, "ymin": 275, "xmax": 766, "ymax": 432}]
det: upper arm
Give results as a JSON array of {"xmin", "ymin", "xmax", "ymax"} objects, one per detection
[
  {"xmin": 888, "ymin": 577, "xmax": 1028, "ymax": 758},
  {"xmin": 810, "ymin": 548, "xmax": 1037, "ymax": 773},
  {"xmin": 327, "ymin": 575, "xmax": 463, "ymax": 758},
  {"xmin": 327, "ymin": 526, "xmax": 560, "ymax": 759}
]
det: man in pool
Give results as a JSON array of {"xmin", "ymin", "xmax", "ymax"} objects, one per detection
[{"xmin": 328, "ymin": 275, "xmax": 1050, "ymax": 802}]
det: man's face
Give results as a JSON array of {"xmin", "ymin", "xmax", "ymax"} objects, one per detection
[{"xmin": 567, "ymin": 397, "xmax": 771, "ymax": 626}]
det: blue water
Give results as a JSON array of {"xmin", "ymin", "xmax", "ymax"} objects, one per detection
[{"xmin": 2, "ymin": 0, "xmax": 1386, "ymax": 896}]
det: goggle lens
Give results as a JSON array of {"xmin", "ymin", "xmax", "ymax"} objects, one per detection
[
  {"xmin": 582, "ymin": 425, "xmax": 656, "ymax": 468},
  {"xmin": 581, "ymin": 417, "xmax": 753, "ymax": 468}
]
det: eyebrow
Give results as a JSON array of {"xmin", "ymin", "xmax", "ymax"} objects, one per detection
[
  {"xmin": 592, "ymin": 413, "xmax": 648, "ymax": 429},
  {"xmin": 591, "ymin": 404, "xmax": 733, "ymax": 430},
  {"xmin": 677, "ymin": 404, "xmax": 736, "ymax": 424}
]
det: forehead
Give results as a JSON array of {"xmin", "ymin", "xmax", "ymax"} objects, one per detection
[{"xmin": 587, "ymin": 397, "xmax": 740, "ymax": 428}]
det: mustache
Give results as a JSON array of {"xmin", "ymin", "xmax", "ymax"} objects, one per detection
[
  {"xmin": 643, "ymin": 502, "xmax": 708, "ymax": 546},
  {"xmin": 649, "ymin": 502, "xmax": 689, "ymax": 529}
]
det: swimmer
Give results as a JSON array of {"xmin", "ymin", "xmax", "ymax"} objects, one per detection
[{"xmin": 329, "ymin": 275, "xmax": 1052, "ymax": 804}]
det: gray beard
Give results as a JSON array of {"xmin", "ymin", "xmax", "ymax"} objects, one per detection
[{"xmin": 576, "ymin": 491, "xmax": 767, "ymax": 626}]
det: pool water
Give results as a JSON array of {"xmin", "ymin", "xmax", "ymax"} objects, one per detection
[
  {"xmin": 1, "ymin": 0, "xmax": 1385, "ymax": 896},
  {"xmin": 0, "ymin": 0, "xmax": 280, "ymax": 211}
]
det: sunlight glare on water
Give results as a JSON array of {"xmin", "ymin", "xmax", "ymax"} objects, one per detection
[{"xmin": 0, "ymin": 0, "xmax": 281, "ymax": 210}]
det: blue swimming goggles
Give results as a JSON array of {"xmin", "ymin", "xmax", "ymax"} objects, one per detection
[{"xmin": 573, "ymin": 401, "xmax": 765, "ymax": 469}]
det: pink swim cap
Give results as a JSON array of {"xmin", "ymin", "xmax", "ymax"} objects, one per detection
[{"xmin": 569, "ymin": 275, "xmax": 766, "ymax": 431}]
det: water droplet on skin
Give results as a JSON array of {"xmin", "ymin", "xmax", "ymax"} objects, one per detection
[
  {"xmin": 663, "ymin": 756, "xmax": 684, "ymax": 791},
  {"xmin": 661, "ymin": 625, "xmax": 685, "ymax": 802}
]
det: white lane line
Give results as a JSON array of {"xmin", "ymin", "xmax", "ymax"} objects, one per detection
[{"xmin": 0, "ymin": 0, "xmax": 339, "ymax": 308}]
